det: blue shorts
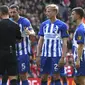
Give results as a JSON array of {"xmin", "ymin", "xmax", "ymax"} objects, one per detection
[
  {"xmin": 75, "ymin": 51, "xmax": 85, "ymax": 76},
  {"xmin": 76, "ymin": 61, "xmax": 85, "ymax": 76},
  {"xmin": 40, "ymin": 56, "xmax": 61, "ymax": 75},
  {"xmin": 59, "ymin": 67, "xmax": 65, "ymax": 77},
  {"xmin": 17, "ymin": 54, "xmax": 30, "ymax": 73}
]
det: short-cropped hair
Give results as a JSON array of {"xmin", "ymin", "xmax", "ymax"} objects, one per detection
[
  {"xmin": 10, "ymin": 4, "xmax": 19, "ymax": 11},
  {"xmin": 46, "ymin": 4, "xmax": 59, "ymax": 13},
  {"xmin": 72, "ymin": 7, "xmax": 84, "ymax": 18},
  {"xmin": 0, "ymin": 5, "xmax": 9, "ymax": 15}
]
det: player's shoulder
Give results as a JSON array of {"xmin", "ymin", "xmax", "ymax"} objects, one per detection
[
  {"xmin": 19, "ymin": 16, "xmax": 30, "ymax": 23},
  {"xmin": 41, "ymin": 19, "xmax": 67, "ymax": 28},
  {"xmin": 55, "ymin": 19, "xmax": 68, "ymax": 29},
  {"xmin": 41, "ymin": 19, "xmax": 50, "ymax": 25},
  {"xmin": 56, "ymin": 19, "xmax": 67, "ymax": 26},
  {"xmin": 78, "ymin": 23, "xmax": 85, "ymax": 30},
  {"xmin": 1, "ymin": 19, "xmax": 18, "ymax": 25}
]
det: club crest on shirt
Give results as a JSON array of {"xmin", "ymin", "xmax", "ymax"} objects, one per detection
[
  {"xmin": 53, "ymin": 25, "xmax": 58, "ymax": 34},
  {"xmin": 77, "ymin": 36, "xmax": 82, "ymax": 40},
  {"xmin": 66, "ymin": 30, "xmax": 69, "ymax": 34}
]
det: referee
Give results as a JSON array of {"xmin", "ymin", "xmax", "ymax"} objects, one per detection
[{"xmin": 0, "ymin": 5, "xmax": 22, "ymax": 85}]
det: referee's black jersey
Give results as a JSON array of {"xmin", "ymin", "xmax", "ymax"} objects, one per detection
[{"xmin": 0, "ymin": 19, "xmax": 22, "ymax": 50}]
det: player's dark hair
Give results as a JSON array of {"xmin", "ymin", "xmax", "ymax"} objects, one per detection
[
  {"xmin": 72, "ymin": 7, "xmax": 84, "ymax": 18},
  {"xmin": 0, "ymin": 5, "xmax": 9, "ymax": 15},
  {"xmin": 10, "ymin": 4, "xmax": 19, "ymax": 11}
]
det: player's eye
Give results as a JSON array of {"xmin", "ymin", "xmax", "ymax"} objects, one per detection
[{"xmin": 10, "ymin": 11, "xmax": 16, "ymax": 13}]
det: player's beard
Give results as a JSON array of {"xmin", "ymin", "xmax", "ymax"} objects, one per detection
[{"xmin": 12, "ymin": 16, "xmax": 18, "ymax": 22}]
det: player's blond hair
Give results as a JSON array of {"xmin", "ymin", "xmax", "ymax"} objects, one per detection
[{"xmin": 46, "ymin": 4, "xmax": 59, "ymax": 13}]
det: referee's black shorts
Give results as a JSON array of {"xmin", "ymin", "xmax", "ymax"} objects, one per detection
[{"xmin": 0, "ymin": 50, "xmax": 18, "ymax": 76}]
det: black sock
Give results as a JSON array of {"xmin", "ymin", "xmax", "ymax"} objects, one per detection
[
  {"xmin": 55, "ymin": 79, "xmax": 62, "ymax": 85},
  {"xmin": 10, "ymin": 79, "xmax": 17, "ymax": 85},
  {"xmin": 17, "ymin": 75, "xmax": 20, "ymax": 84},
  {"xmin": 41, "ymin": 81, "xmax": 47, "ymax": 85},
  {"xmin": 76, "ymin": 84, "xmax": 80, "ymax": 85},
  {"xmin": 2, "ymin": 74, "xmax": 8, "ymax": 84}
]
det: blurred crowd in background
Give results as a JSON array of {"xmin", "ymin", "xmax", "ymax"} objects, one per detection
[
  {"xmin": 0, "ymin": 0, "xmax": 85, "ymax": 33},
  {"xmin": 0, "ymin": 0, "xmax": 85, "ymax": 78}
]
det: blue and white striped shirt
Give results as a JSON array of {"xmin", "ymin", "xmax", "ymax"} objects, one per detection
[
  {"xmin": 16, "ymin": 17, "xmax": 32, "ymax": 56},
  {"xmin": 73, "ymin": 23, "xmax": 85, "ymax": 61},
  {"xmin": 38, "ymin": 19, "xmax": 69, "ymax": 57}
]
